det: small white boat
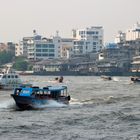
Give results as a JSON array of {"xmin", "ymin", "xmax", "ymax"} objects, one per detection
[{"xmin": 0, "ymin": 66, "xmax": 22, "ymax": 90}]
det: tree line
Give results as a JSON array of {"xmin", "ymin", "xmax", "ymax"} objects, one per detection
[{"xmin": 0, "ymin": 51, "xmax": 30, "ymax": 71}]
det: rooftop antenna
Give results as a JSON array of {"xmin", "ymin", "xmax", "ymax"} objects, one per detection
[
  {"xmin": 33, "ymin": 30, "xmax": 37, "ymax": 36},
  {"xmin": 56, "ymin": 30, "xmax": 59, "ymax": 36}
]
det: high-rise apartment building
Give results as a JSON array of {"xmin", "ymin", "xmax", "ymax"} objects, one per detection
[{"xmin": 72, "ymin": 26, "xmax": 104, "ymax": 54}]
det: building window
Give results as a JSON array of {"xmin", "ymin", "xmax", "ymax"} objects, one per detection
[
  {"xmin": 86, "ymin": 42, "xmax": 90, "ymax": 45},
  {"xmin": 49, "ymin": 44, "xmax": 54, "ymax": 48},
  {"xmin": 87, "ymin": 31, "xmax": 95, "ymax": 35},
  {"xmin": 42, "ymin": 49, "xmax": 48, "ymax": 52},
  {"xmin": 42, "ymin": 54, "xmax": 48, "ymax": 56},
  {"xmin": 36, "ymin": 44, "xmax": 41, "ymax": 48},
  {"xmin": 42, "ymin": 44, "xmax": 49, "ymax": 48},
  {"xmin": 36, "ymin": 49, "xmax": 41, "ymax": 52},
  {"xmin": 36, "ymin": 53, "xmax": 42, "ymax": 56},
  {"xmin": 96, "ymin": 31, "xmax": 99, "ymax": 34},
  {"xmin": 15, "ymin": 75, "xmax": 18, "ymax": 78},
  {"xmin": 49, "ymin": 49, "xmax": 55, "ymax": 52},
  {"xmin": 49, "ymin": 54, "xmax": 55, "ymax": 57}
]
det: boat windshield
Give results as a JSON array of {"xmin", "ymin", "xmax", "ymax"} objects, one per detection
[
  {"xmin": 49, "ymin": 89, "xmax": 68, "ymax": 96},
  {"xmin": 14, "ymin": 88, "xmax": 31, "ymax": 96}
]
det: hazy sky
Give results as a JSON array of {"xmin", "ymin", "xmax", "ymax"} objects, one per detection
[{"xmin": 0, "ymin": 0, "xmax": 140, "ymax": 43}]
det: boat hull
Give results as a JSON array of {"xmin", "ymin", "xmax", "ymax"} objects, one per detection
[
  {"xmin": 11, "ymin": 94, "xmax": 69, "ymax": 110},
  {"xmin": 131, "ymin": 77, "xmax": 140, "ymax": 83},
  {"xmin": 101, "ymin": 76, "xmax": 112, "ymax": 80}
]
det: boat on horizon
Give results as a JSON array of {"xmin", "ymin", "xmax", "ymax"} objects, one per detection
[
  {"xmin": 100, "ymin": 75, "xmax": 112, "ymax": 80},
  {"xmin": 11, "ymin": 85, "xmax": 71, "ymax": 110}
]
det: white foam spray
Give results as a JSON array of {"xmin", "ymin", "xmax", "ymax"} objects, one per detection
[
  {"xmin": 0, "ymin": 99, "xmax": 15, "ymax": 109},
  {"xmin": 34, "ymin": 100, "xmax": 67, "ymax": 109}
]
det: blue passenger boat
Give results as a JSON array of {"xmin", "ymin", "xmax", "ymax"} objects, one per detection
[{"xmin": 11, "ymin": 86, "xmax": 71, "ymax": 110}]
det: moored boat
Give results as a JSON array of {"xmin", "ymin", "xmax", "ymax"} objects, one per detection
[
  {"xmin": 0, "ymin": 66, "xmax": 22, "ymax": 90},
  {"xmin": 11, "ymin": 85, "xmax": 71, "ymax": 110}
]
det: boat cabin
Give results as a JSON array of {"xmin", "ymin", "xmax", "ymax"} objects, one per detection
[
  {"xmin": 14, "ymin": 86, "xmax": 69, "ymax": 100},
  {"xmin": 0, "ymin": 72, "xmax": 22, "ymax": 89}
]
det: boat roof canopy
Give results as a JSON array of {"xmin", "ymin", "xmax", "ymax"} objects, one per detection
[
  {"xmin": 15, "ymin": 86, "xmax": 67, "ymax": 92},
  {"xmin": 46, "ymin": 86, "xmax": 67, "ymax": 91}
]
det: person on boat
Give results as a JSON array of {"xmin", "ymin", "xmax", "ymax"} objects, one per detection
[
  {"xmin": 108, "ymin": 77, "xmax": 112, "ymax": 80},
  {"xmin": 55, "ymin": 77, "xmax": 59, "ymax": 81},
  {"xmin": 59, "ymin": 76, "xmax": 63, "ymax": 83}
]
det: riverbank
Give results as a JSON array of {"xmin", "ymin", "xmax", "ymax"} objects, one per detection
[{"xmin": 32, "ymin": 71, "xmax": 140, "ymax": 76}]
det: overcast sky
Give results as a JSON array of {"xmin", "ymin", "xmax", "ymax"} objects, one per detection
[{"xmin": 0, "ymin": 0, "xmax": 139, "ymax": 43}]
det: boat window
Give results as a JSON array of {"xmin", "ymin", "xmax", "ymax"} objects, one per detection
[
  {"xmin": 15, "ymin": 75, "xmax": 18, "ymax": 78},
  {"xmin": 3, "ymin": 75, "xmax": 6, "ymax": 78},
  {"xmin": 15, "ymin": 89, "xmax": 22, "ymax": 95},
  {"xmin": 21, "ymin": 89, "xmax": 30, "ymax": 94},
  {"xmin": 36, "ymin": 91, "xmax": 40, "ymax": 94},
  {"xmin": 11, "ymin": 75, "xmax": 14, "ymax": 78},
  {"xmin": 43, "ymin": 90, "xmax": 51, "ymax": 95},
  {"xmin": 8, "ymin": 75, "xmax": 10, "ymax": 78},
  {"xmin": 60, "ymin": 89, "xmax": 67, "ymax": 96},
  {"xmin": 51, "ymin": 91, "xmax": 61, "ymax": 98}
]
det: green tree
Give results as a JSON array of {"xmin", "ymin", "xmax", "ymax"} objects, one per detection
[
  {"xmin": 13, "ymin": 60, "xmax": 28, "ymax": 71},
  {"xmin": 0, "ymin": 51, "xmax": 14, "ymax": 65}
]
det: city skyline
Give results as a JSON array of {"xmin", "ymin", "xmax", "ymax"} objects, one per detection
[{"xmin": 0, "ymin": 0, "xmax": 139, "ymax": 43}]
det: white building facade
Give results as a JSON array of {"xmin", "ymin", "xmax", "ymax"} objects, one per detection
[
  {"xmin": 15, "ymin": 43, "xmax": 23, "ymax": 56},
  {"xmin": 114, "ymin": 31, "xmax": 126, "ymax": 43},
  {"xmin": 72, "ymin": 26, "xmax": 104, "ymax": 54},
  {"xmin": 21, "ymin": 36, "xmax": 56, "ymax": 60},
  {"xmin": 21, "ymin": 34, "xmax": 74, "ymax": 60},
  {"xmin": 114, "ymin": 22, "xmax": 140, "ymax": 43},
  {"xmin": 126, "ymin": 22, "xmax": 140, "ymax": 41}
]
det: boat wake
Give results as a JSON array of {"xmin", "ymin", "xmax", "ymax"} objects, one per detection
[
  {"xmin": 112, "ymin": 77, "xmax": 120, "ymax": 81},
  {"xmin": 33, "ymin": 100, "xmax": 67, "ymax": 109},
  {"xmin": 79, "ymin": 95, "xmax": 138, "ymax": 106},
  {"xmin": 0, "ymin": 99, "xmax": 15, "ymax": 110},
  {"xmin": 69, "ymin": 98, "xmax": 83, "ymax": 106}
]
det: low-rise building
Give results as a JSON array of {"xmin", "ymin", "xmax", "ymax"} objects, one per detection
[
  {"xmin": 15, "ymin": 43, "xmax": 23, "ymax": 56},
  {"xmin": 115, "ymin": 31, "xmax": 126, "ymax": 44},
  {"xmin": 0, "ymin": 43, "xmax": 8, "ymax": 52},
  {"xmin": 21, "ymin": 32, "xmax": 74, "ymax": 61},
  {"xmin": 126, "ymin": 22, "xmax": 140, "ymax": 41},
  {"xmin": 131, "ymin": 56, "xmax": 140, "ymax": 72}
]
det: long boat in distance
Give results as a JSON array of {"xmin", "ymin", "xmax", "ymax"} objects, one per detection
[
  {"xmin": 100, "ymin": 75, "xmax": 112, "ymax": 80},
  {"xmin": 130, "ymin": 76, "xmax": 140, "ymax": 83},
  {"xmin": 11, "ymin": 85, "xmax": 71, "ymax": 110}
]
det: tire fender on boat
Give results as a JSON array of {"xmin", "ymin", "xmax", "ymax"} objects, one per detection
[{"xmin": 67, "ymin": 95, "xmax": 71, "ymax": 101}]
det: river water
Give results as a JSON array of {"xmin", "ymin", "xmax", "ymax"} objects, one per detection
[{"xmin": 0, "ymin": 76, "xmax": 140, "ymax": 140}]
